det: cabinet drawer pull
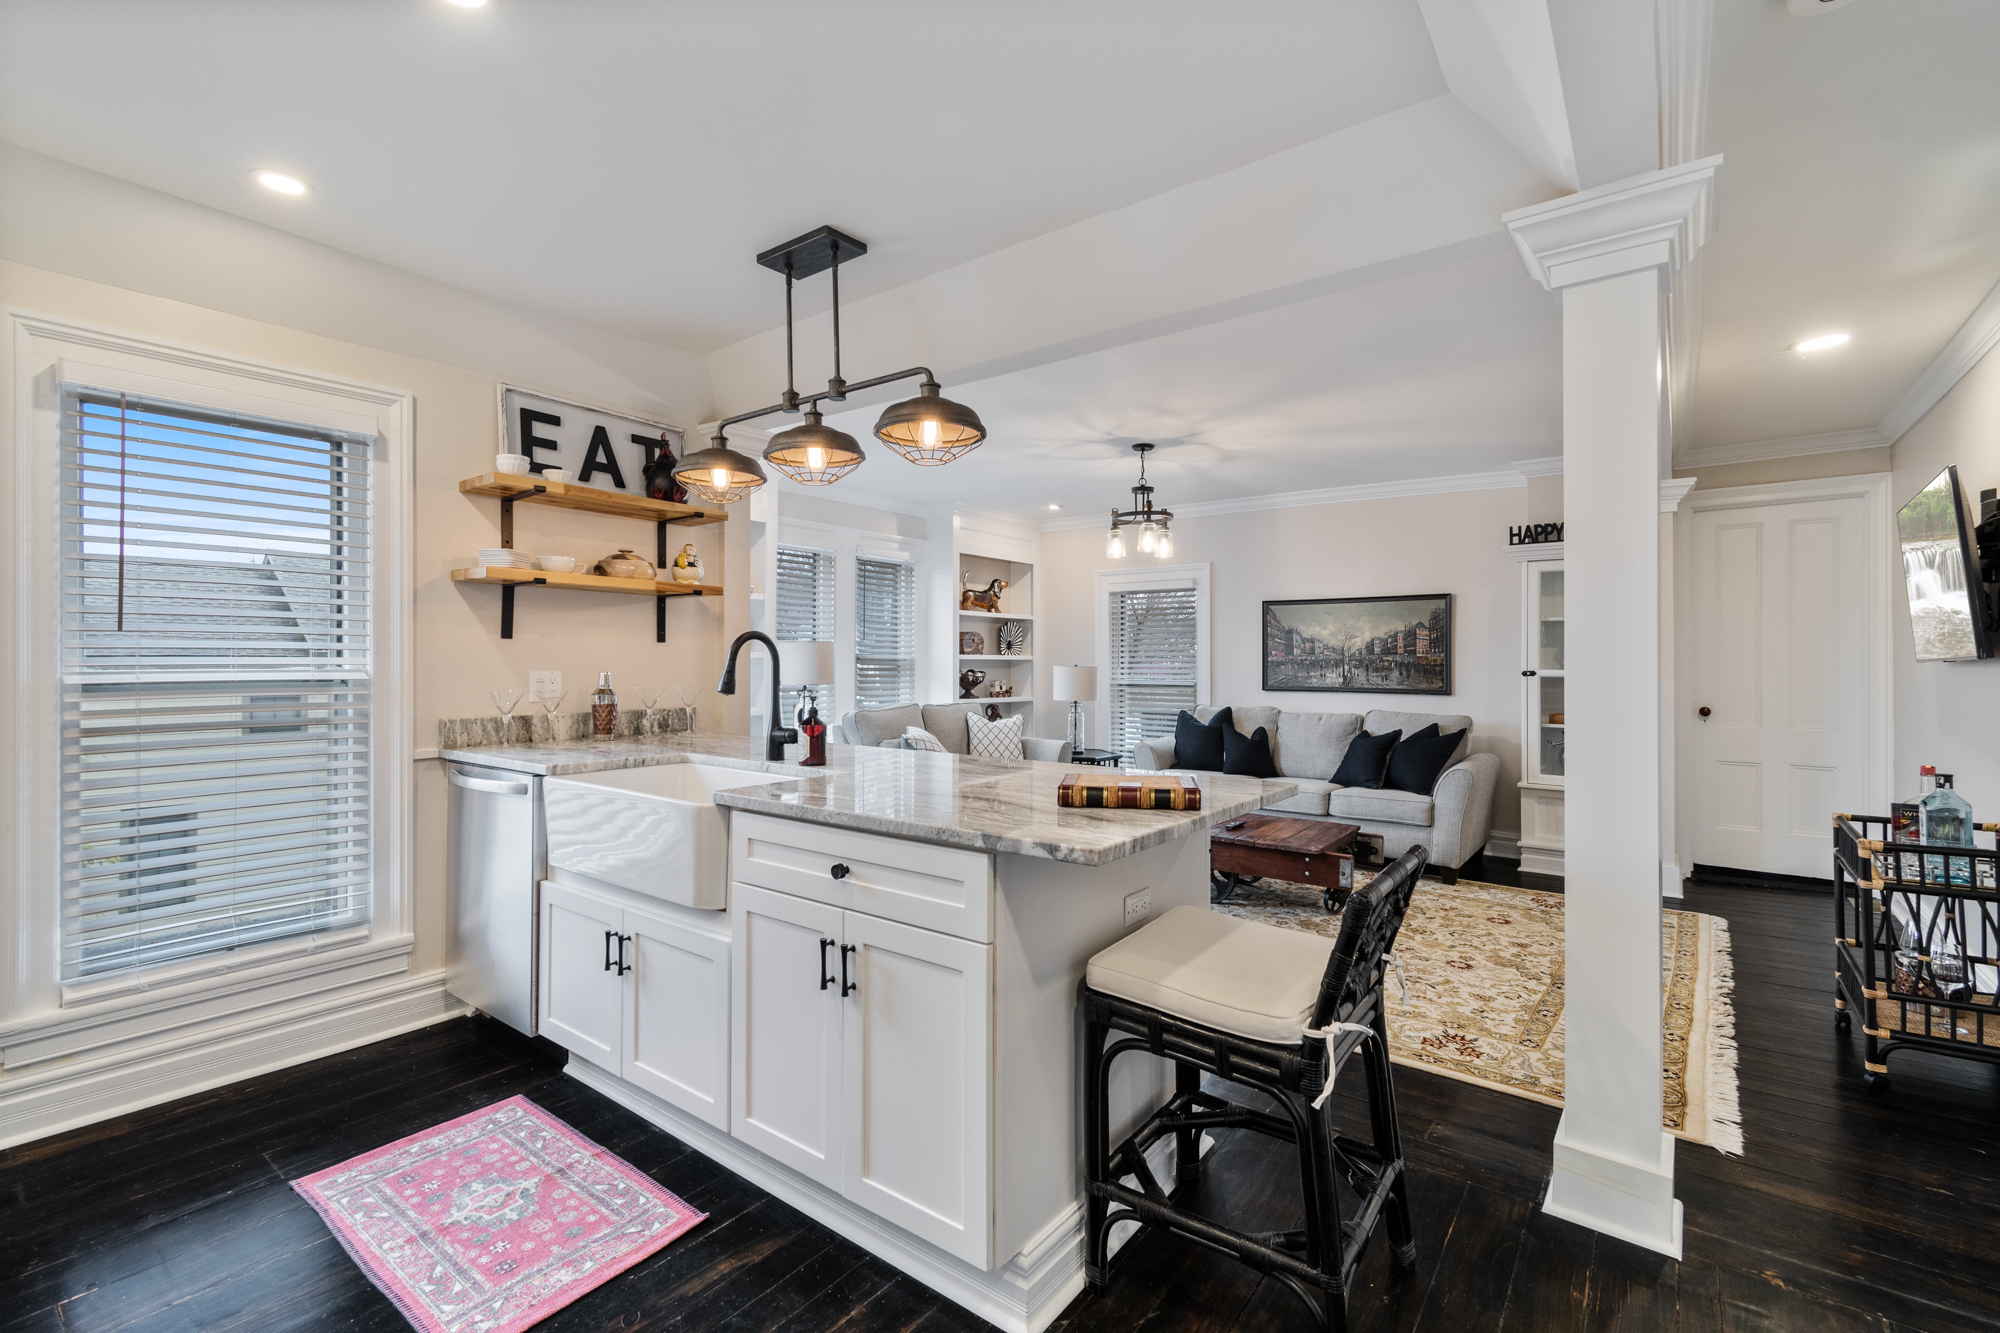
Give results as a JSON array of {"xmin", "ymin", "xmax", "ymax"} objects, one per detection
[
  {"xmin": 819, "ymin": 937, "xmax": 836, "ymax": 990},
  {"xmin": 830, "ymin": 862, "xmax": 851, "ymax": 880},
  {"xmin": 840, "ymin": 943, "xmax": 858, "ymax": 997},
  {"xmin": 616, "ymin": 933, "xmax": 633, "ymax": 977},
  {"xmin": 603, "ymin": 929, "xmax": 617, "ymax": 972}
]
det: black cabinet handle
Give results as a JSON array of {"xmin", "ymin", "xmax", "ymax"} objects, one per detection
[
  {"xmin": 819, "ymin": 937, "xmax": 836, "ymax": 990},
  {"xmin": 604, "ymin": 929, "xmax": 617, "ymax": 972},
  {"xmin": 616, "ymin": 933, "xmax": 633, "ymax": 976},
  {"xmin": 1521, "ymin": 669, "xmax": 1537, "ymax": 677},
  {"xmin": 831, "ymin": 862, "xmax": 851, "ymax": 880},
  {"xmin": 840, "ymin": 943, "xmax": 858, "ymax": 997}
]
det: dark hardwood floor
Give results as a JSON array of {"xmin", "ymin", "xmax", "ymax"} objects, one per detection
[{"xmin": 4, "ymin": 872, "xmax": 1997, "ymax": 1333}]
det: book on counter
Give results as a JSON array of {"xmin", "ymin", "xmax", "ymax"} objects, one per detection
[{"xmin": 1057, "ymin": 771, "xmax": 1202, "ymax": 811}]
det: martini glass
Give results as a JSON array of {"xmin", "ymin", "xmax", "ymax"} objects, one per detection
[
  {"xmin": 536, "ymin": 690, "xmax": 569, "ymax": 742},
  {"xmin": 491, "ymin": 689, "xmax": 522, "ymax": 742},
  {"xmin": 638, "ymin": 684, "xmax": 668, "ymax": 734}
]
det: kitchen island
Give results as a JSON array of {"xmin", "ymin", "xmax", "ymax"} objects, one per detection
[{"xmin": 440, "ymin": 735, "xmax": 1285, "ymax": 1333}]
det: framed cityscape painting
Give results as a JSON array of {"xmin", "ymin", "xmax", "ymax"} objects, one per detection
[{"xmin": 1262, "ymin": 594, "xmax": 1453, "ymax": 695}]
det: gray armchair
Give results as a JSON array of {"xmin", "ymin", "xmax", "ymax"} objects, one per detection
[{"xmin": 837, "ymin": 702, "xmax": 1073, "ymax": 763}]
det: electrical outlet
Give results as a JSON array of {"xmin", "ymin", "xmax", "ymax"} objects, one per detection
[
  {"xmin": 529, "ymin": 671, "xmax": 562, "ymax": 701},
  {"xmin": 1122, "ymin": 887, "xmax": 1153, "ymax": 928}
]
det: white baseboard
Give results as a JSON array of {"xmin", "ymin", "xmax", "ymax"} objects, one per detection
[
  {"xmin": 1543, "ymin": 1112, "xmax": 1683, "ymax": 1259},
  {"xmin": 0, "ymin": 972, "xmax": 469, "ymax": 1148},
  {"xmin": 1661, "ymin": 862, "xmax": 1685, "ymax": 904},
  {"xmin": 569, "ymin": 1055, "xmax": 1168, "ymax": 1333},
  {"xmin": 1519, "ymin": 844, "xmax": 1565, "ymax": 877},
  {"xmin": 1484, "ymin": 829, "xmax": 1521, "ymax": 862}
]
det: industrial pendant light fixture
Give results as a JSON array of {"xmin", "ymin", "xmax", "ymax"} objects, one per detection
[
  {"xmin": 1105, "ymin": 443, "xmax": 1174, "ymax": 559},
  {"xmin": 675, "ymin": 226, "xmax": 988, "ymax": 503}
]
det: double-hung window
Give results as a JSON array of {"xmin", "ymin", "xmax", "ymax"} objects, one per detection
[
  {"xmin": 854, "ymin": 555, "xmax": 917, "ymax": 709},
  {"xmin": 773, "ymin": 544, "xmax": 835, "ymax": 723},
  {"xmin": 1105, "ymin": 585, "xmax": 1200, "ymax": 757},
  {"xmin": 59, "ymin": 390, "xmax": 374, "ymax": 980}
]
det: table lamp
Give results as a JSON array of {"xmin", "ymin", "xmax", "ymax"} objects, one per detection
[
  {"xmin": 776, "ymin": 640, "xmax": 837, "ymax": 724},
  {"xmin": 1051, "ymin": 665, "xmax": 1097, "ymax": 753}
]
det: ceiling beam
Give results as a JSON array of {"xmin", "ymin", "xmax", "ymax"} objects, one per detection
[{"xmin": 1417, "ymin": 0, "xmax": 1579, "ymax": 190}]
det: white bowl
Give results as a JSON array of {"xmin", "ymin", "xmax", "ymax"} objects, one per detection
[
  {"xmin": 494, "ymin": 453, "xmax": 531, "ymax": 475},
  {"xmin": 540, "ymin": 555, "xmax": 578, "ymax": 574},
  {"xmin": 544, "ymin": 468, "xmax": 574, "ymax": 484}
]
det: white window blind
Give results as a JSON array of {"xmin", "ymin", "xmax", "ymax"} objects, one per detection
[
  {"xmin": 1107, "ymin": 586, "xmax": 1198, "ymax": 757},
  {"xmin": 854, "ymin": 555, "xmax": 916, "ymax": 709},
  {"xmin": 774, "ymin": 544, "xmax": 834, "ymax": 723},
  {"xmin": 59, "ymin": 389, "xmax": 373, "ymax": 981}
]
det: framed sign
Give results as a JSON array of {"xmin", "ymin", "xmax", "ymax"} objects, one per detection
[
  {"xmin": 1262, "ymin": 594, "xmax": 1453, "ymax": 695},
  {"xmin": 499, "ymin": 387, "xmax": 685, "ymax": 498}
]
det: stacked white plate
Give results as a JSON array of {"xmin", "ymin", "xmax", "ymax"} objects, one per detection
[{"xmin": 474, "ymin": 549, "xmax": 541, "ymax": 570}]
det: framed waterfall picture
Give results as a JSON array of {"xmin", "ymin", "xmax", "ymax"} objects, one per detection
[{"xmin": 1262, "ymin": 594, "xmax": 1454, "ymax": 695}]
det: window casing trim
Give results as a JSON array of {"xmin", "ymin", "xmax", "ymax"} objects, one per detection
[{"xmin": 1095, "ymin": 564, "xmax": 1213, "ymax": 754}]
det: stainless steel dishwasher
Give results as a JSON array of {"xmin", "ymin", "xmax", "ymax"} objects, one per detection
[{"xmin": 446, "ymin": 761, "xmax": 544, "ymax": 1035}]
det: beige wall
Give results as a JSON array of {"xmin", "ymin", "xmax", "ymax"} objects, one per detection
[
  {"xmin": 1035, "ymin": 475, "xmax": 1562, "ymax": 843},
  {"xmin": 1677, "ymin": 446, "xmax": 1892, "ymax": 492},
  {"xmin": 1889, "ymin": 342, "xmax": 2000, "ymax": 804},
  {"xmin": 0, "ymin": 258, "xmax": 752, "ymax": 976}
]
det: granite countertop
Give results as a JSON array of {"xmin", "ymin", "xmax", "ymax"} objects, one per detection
[{"xmin": 439, "ymin": 735, "xmax": 1285, "ymax": 865}]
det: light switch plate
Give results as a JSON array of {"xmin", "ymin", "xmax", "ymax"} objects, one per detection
[
  {"xmin": 529, "ymin": 671, "xmax": 562, "ymax": 701},
  {"xmin": 1122, "ymin": 887, "xmax": 1152, "ymax": 928}
]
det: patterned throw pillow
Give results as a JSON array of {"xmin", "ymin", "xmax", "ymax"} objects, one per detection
[
  {"xmin": 901, "ymin": 726, "xmax": 948, "ymax": 753},
  {"xmin": 965, "ymin": 710, "xmax": 1024, "ymax": 760}
]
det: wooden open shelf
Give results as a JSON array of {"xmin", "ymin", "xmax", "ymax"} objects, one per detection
[
  {"xmin": 459, "ymin": 473, "xmax": 728, "ymax": 526},
  {"xmin": 453, "ymin": 566, "xmax": 723, "ymax": 599}
]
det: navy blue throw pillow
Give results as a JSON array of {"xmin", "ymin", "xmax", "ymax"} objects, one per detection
[
  {"xmin": 1386, "ymin": 727, "xmax": 1466, "ymax": 794},
  {"xmin": 1222, "ymin": 725, "xmax": 1278, "ymax": 778},
  {"xmin": 1173, "ymin": 707, "xmax": 1231, "ymax": 771},
  {"xmin": 1330, "ymin": 729, "xmax": 1400, "ymax": 788}
]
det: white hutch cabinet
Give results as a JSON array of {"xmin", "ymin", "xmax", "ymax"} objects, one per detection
[{"xmin": 1515, "ymin": 546, "xmax": 1565, "ymax": 877}]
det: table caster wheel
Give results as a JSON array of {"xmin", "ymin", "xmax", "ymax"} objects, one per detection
[{"xmin": 1863, "ymin": 1071, "xmax": 1891, "ymax": 1093}]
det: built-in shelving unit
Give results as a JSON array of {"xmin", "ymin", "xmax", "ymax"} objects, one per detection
[
  {"xmin": 955, "ymin": 555, "xmax": 1035, "ymax": 724},
  {"xmin": 455, "ymin": 472, "xmax": 728, "ymax": 640}
]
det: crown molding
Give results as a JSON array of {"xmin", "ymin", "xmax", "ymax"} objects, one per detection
[
  {"xmin": 1659, "ymin": 477, "xmax": 1698, "ymax": 513},
  {"xmin": 1502, "ymin": 156, "xmax": 1721, "ymax": 291},
  {"xmin": 1880, "ymin": 274, "xmax": 2000, "ymax": 444},
  {"xmin": 1511, "ymin": 455, "xmax": 1564, "ymax": 478},
  {"xmin": 1674, "ymin": 426, "xmax": 1888, "ymax": 470},
  {"xmin": 1039, "ymin": 468, "xmax": 1525, "ymax": 531}
]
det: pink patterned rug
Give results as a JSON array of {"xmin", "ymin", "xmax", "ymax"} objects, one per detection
[{"xmin": 292, "ymin": 1095, "xmax": 706, "ymax": 1333}]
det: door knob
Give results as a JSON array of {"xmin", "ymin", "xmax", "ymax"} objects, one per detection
[{"xmin": 1698, "ymin": 706, "xmax": 1711, "ymax": 719}]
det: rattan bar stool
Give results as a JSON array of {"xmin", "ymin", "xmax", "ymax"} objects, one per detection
[{"xmin": 1079, "ymin": 845, "xmax": 1428, "ymax": 1330}]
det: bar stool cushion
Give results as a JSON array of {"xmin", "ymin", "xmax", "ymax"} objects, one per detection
[{"xmin": 1087, "ymin": 906, "xmax": 1333, "ymax": 1044}]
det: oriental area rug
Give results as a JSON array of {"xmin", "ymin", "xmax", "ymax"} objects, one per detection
[
  {"xmin": 293, "ymin": 1095, "xmax": 706, "ymax": 1333},
  {"xmin": 1213, "ymin": 875, "xmax": 1744, "ymax": 1155}
]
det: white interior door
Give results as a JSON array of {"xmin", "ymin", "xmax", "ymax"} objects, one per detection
[
  {"xmin": 537, "ymin": 882, "xmax": 623, "ymax": 1066},
  {"xmin": 624, "ymin": 904, "xmax": 732, "ymax": 1130},
  {"xmin": 839, "ymin": 910, "xmax": 991, "ymax": 1268},
  {"xmin": 731, "ymin": 883, "xmax": 845, "ymax": 1187},
  {"xmin": 1689, "ymin": 493, "xmax": 1872, "ymax": 877}
]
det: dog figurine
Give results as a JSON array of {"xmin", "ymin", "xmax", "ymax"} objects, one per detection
[{"xmin": 960, "ymin": 576, "xmax": 1007, "ymax": 612}]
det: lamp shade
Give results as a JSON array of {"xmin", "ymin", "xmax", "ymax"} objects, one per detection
[
  {"xmin": 1051, "ymin": 665, "xmax": 1097, "ymax": 702},
  {"xmin": 673, "ymin": 433, "xmax": 768, "ymax": 504},
  {"xmin": 872, "ymin": 378, "xmax": 986, "ymax": 465},
  {"xmin": 776, "ymin": 639, "xmax": 837, "ymax": 684},
  {"xmin": 764, "ymin": 408, "xmax": 866, "ymax": 485}
]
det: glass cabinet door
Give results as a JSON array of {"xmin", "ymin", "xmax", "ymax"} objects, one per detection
[{"xmin": 1527, "ymin": 564, "xmax": 1565, "ymax": 784}]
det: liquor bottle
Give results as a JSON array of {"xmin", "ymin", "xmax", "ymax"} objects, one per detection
[
  {"xmin": 593, "ymin": 673, "xmax": 618, "ymax": 737},
  {"xmin": 1886, "ymin": 766, "xmax": 1936, "ymax": 882},
  {"xmin": 798, "ymin": 689, "xmax": 827, "ymax": 767},
  {"xmin": 1920, "ymin": 773, "xmax": 1973, "ymax": 887}
]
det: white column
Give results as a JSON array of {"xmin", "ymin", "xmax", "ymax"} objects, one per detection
[{"xmin": 1503, "ymin": 158, "xmax": 1719, "ymax": 1259}]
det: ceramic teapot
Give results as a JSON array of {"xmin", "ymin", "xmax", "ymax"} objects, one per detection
[{"xmin": 594, "ymin": 548, "xmax": 656, "ymax": 580}]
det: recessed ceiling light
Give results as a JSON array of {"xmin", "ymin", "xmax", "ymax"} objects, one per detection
[
  {"xmin": 1793, "ymin": 333, "xmax": 1850, "ymax": 353},
  {"xmin": 1047, "ymin": 504, "xmax": 1062, "ymax": 510},
  {"xmin": 254, "ymin": 171, "xmax": 307, "ymax": 195},
  {"xmin": 445, "ymin": 0, "xmax": 488, "ymax": 6}
]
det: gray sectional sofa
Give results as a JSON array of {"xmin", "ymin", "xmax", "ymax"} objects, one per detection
[
  {"xmin": 1131, "ymin": 706, "xmax": 1498, "ymax": 883},
  {"xmin": 835, "ymin": 702, "xmax": 1074, "ymax": 763}
]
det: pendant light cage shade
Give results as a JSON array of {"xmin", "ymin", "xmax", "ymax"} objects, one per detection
[
  {"xmin": 872, "ymin": 379, "xmax": 986, "ymax": 466},
  {"xmin": 673, "ymin": 435, "xmax": 768, "ymax": 504},
  {"xmin": 764, "ymin": 409, "xmax": 866, "ymax": 486}
]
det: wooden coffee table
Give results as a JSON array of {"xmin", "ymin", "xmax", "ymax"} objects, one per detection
[{"xmin": 1210, "ymin": 813, "xmax": 1361, "ymax": 912}]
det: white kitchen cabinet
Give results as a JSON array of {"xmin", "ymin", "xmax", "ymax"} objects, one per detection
[
  {"xmin": 730, "ymin": 878, "xmax": 994, "ymax": 1268},
  {"xmin": 731, "ymin": 882, "xmax": 846, "ymax": 1188},
  {"xmin": 539, "ymin": 881, "xmax": 732, "ymax": 1129}
]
